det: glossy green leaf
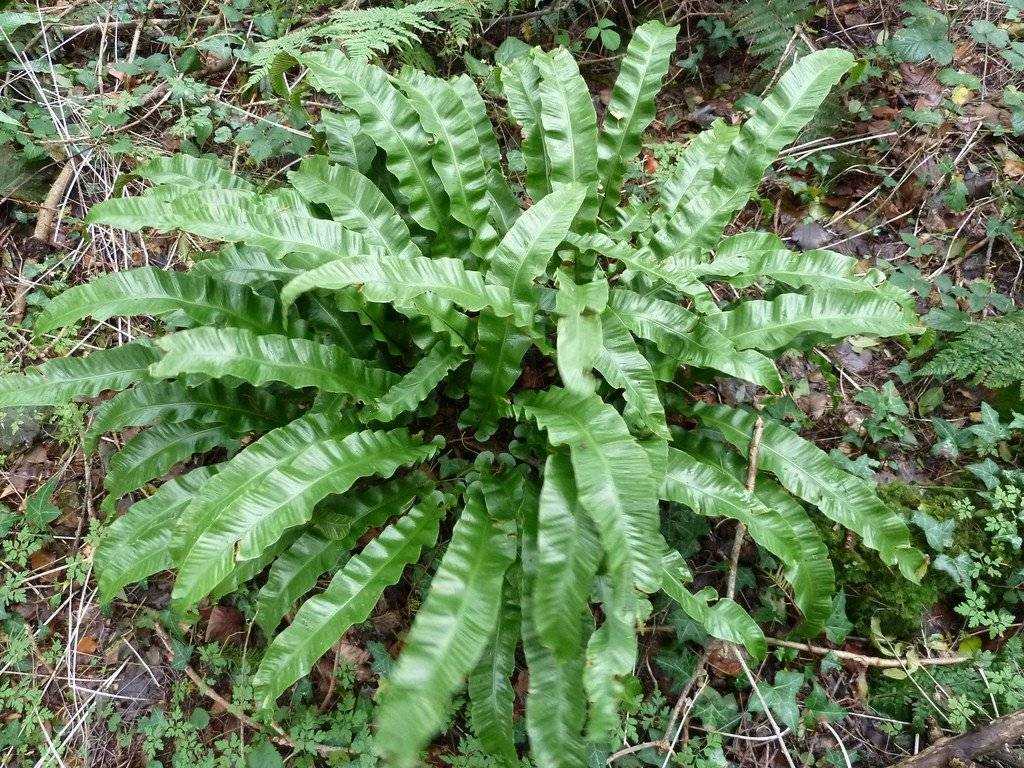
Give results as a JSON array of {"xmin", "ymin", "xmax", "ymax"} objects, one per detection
[
  {"xmin": 594, "ymin": 311, "xmax": 669, "ymax": 439},
  {"xmin": 0, "ymin": 343, "xmax": 158, "ymax": 408},
  {"xmin": 361, "ymin": 339, "xmax": 465, "ymax": 423},
  {"xmin": 468, "ymin": 592, "xmax": 520, "ymax": 766},
  {"xmin": 499, "ymin": 56, "xmax": 552, "ymax": 202}
]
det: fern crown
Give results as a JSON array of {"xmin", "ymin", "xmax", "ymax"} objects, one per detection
[{"xmin": 3, "ymin": 25, "xmax": 928, "ymax": 766}]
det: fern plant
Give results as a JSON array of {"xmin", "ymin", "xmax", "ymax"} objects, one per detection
[
  {"xmin": 1, "ymin": 26, "xmax": 928, "ymax": 764},
  {"xmin": 918, "ymin": 311, "xmax": 1024, "ymax": 393}
]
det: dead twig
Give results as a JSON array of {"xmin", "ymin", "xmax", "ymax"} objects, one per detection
[
  {"xmin": 887, "ymin": 707, "xmax": 1024, "ymax": 768},
  {"xmin": 32, "ymin": 161, "xmax": 75, "ymax": 245},
  {"xmin": 766, "ymin": 637, "xmax": 970, "ymax": 669},
  {"xmin": 726, "ymin": 413, "xmax": 764, "ymax": 600}
]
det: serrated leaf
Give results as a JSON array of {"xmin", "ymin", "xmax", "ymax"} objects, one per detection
[
  {"xmin": 376, "ymin": 487, "xmax": 516, "ymax": 766},
  {"xmin": 0, "ymin": 343, "xmax": 159, "ymax": 408},
  {"xmin": 254, "ymin": 500, "xmax": 443, "ymax": 705}
]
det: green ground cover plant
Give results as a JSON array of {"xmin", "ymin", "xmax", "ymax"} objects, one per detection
[{"xmin": 0, "ymin": 26, "xmax": 931, "ymax": 766}]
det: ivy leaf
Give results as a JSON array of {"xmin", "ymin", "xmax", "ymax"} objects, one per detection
[
  {"xmin": 824, "ymin": 591, "xmax": 853, "ymax": 645},
  {"xmin": 747, "ymin": 669, "xmax": 804, "ymax": 729},
  {"xmin": 803, "ymin": 683, "xmax": 847, "ymax": 725},
  {"xmin": 23, "ymin": 478, "xmax": 60, "ymax": 530},
  {"xmin": 911, "ymin": 510, "xmax": 955, "ymax": 552}
]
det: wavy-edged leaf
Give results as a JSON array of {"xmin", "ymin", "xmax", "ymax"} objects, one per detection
[
  {"xmin": 361, "ymin": 339, "xmax": 465, "ymax": 423},
  {"xmin": 254, "ymin": 475, "xmax": 430, "ymax": 635},
  {"xmin": 535, "ymin": 452, "xmax": 600, "ymax": 657},
  {"xmin": 532, "ymin": 48, "xmax": 599, "ymax": 227},
  {"xmin": 660, "ymin": 551, "xmax": 766, "ymax": 658},
  {"xmin": 35, "ymin": 267, "xmax": 279, "ymax": 335},
  {"xmin": 585, "ymin": 571, "xmax": 644, "ymax": 738},
  {"xmin": 658, "ymin": 119, "xmax": 738, "ymax": 216},
  {"xmin": 499, "ymin": 56, "xmax": 551, "ymax": 203},
  {"xmin": 516, "ymin": 387, "xmax": 662, "ymax": 592},
  {"xmin": 597, "ymin": 21, "xmax": 678, "ymax": 218},
  {"xmin": 595, "ymin": 310, "xmax": 669, "ymax": 439},
  {"xmin": 0, "ymin": 343, "xmax": 158, "ymax": 408},
  {"xmin": 288, "ymin": 157, "xmax": 421, "ymax": 260},
  {"xmin": 488, "ymin": 184, "xmax": 587, "ymax": 301},
  {"xmin": 650, "ymin": 49, "xmax": 855, "ymax": 258},
  {"xmin": 692, "ymin": 403, "xmax": 927, "ymax": 580},
  {"xmin": 280, "ymin": 256, "xmax": 517, "ymax": 319},
  {"xmin": 210, "ymin": 528, "xmax": 302, "ymax": 602},
  {"xmin": 95, "ymin": 466, "xmax": 215, "ymax": 605},
  {"xmin": 150, "ymin": 327, "xmax": 396, "ymax": 400},
  {"xmin": 554, "ymin": 272, "xmax": 606, "ymax": 395},
  {"xmin": 521, "ymin": 508, "xmax": 587, "ymax": 768},
  {"xmin": 191, "ymin": 247, "xmax": 304, "ymax": 285},
  {"xmin": 461, "ymin": 312, "xmax": 533, "ymax": 440},
  {"xmin": 172, "ymin": 428, "xmax": 441, "ymax": 610},
  {"xmin": 468, "ymin": 589, "xmax": 520, "ymax": 766},
  {"xmin": 605, "ymin": 288, "xmax": 697, "ymax": 355},
  {"xmin": 400, "ymin": 70, "xmax": 491, "ymax": 242},
  {"xmin": 133, "ymin": 154, "xmax": 256, "ymax": 192},
  {"xmin": 85, "ymin": 380, "xmax": 279, "ymax": 454},
  {"xmin": 104, "ymin": 421, "xmax": 239, "ymax": 501},
  {"xmin": 376, "ymin": 487, "xmax": 516, "ymax": 766},
  {"xmin": 87, "ymin": 189, "xmax": 371, "ymax": 262},
  {"xmin": 300, "ymin": 50, "xmax": 448, "ymax": 232},
  {"xmin": 670, "ymin": 319, "xmax": 783, "ymax": 392},
  {"xmin": 709, "ymin": 291, "xmax": 915, "ymax": 351},
  {"xmin": 254, "ymin": 499, "xmax": 443, "ymax": 706},
  {"xmin": 662, "ymin": 446, "xmax": 834, "ymax": 634},
  {"xmin": 451, "ymin": 73, "xmax": 520, "ymax": 233}
]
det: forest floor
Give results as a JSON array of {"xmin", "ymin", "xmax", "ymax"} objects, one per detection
[{"xmin": 3, "ymin": 0, "xmax": 1024, "ymax": 766}]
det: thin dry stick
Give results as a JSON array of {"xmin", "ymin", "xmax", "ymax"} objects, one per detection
[
  {"xmin": 765, "ymin": 638, "xmax": 969, "ymax": 668},
  {"xmin": 735, "ymin": 647, "xmax": 798, "ymax": 768},
  {"xmin": 726, "ymin": 413, "xmax": 764, "ymax": 600}
]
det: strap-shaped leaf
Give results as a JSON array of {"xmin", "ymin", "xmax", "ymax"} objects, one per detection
[
  {"xmin": 210, "ymin": 528, "xmax": 303, "ymax": 602},
  {"xmin": 133, "ymin": 154, "xmax": 256, "ymax": 192},
  {"xmin": 85, "ymin": 380, "xmax": 279, "ymax": 454},
  {"xmin": 516, "ymin": 387, "xmax": 662, "ymax": 592},
  {"xmin": 376, "ymin": 487, "xmax": 516, "ymax": 766},
  {"xmin": 171, "ymin": 422, "xmax": 440, "ymax": 609},
  {"xmin": 715, "ymin": 232, "xmax": 889, "ymax": 293},
  {"xmin": 585, "ymin": 572, "xmax": 643, "ymax": 739},
  {"xmin": 650, "ymin": 49, "xmax": 855, "ymax": 257},
  {"xmin": 87, "ymin": 189, "xmax": 371, "ymax": 261},
  {"xmin": 361, "ymin": 339, "xmax": 465, "ymax": 423},
  {"xmin": 95, "ymin": 466, "xmax": 215, "ymax": 605},
  {"xmin": 104, "ymin": 421, "xmax": 239, "ymax": 501},
  {"xmin": 535, "ymin": 453, "xmax": 600, "ymax": 658},
  {"xmin": 468, "ymin": 590, "xmax": 520, "ymax": 766},
  {"xmin": 461, "ymin": 312, "xmax": 533, "ymax": 440},
  {"xmin": 661, "ymin": 551, "xmax": 766, "ymax": 659},
  {"xmin": 280, "ymin": 256, "xmax": 518, "ymax": 319},
  {"xmin": 521, "ymin": 508, "xmax": 588, "ymax": 768},
  {"xmin": 669, "ymin": 319, "xmax": 783, "ymax": 392},
  {"xmin": 190, "ymin": 247, "xmax": 303, "ymax": 286},
  {"xmin": 253, "ymin": 499, "xmax": 443, "ymax": 706},
  {"xmin": 554, "ymin": 273, "xmax": 605, "ymax": 395},
  {"xmin": 594, "ymin": 311, "xmax": 669, "ymax": 439},
  {"xmin": 300, "ymin": 51, "xmax": 449, "ymax": 232},
  {"xmin": 0, "ymin": 343, "xmax": 158, "ymax": 408},
  {"xmin": 254, "ymin": 474, "xmax": 430, "ymax": 634},
  {"xmin": 605, "ymin": 288, "xmax": 698, "ymax": 354},
  {"xmin": 288, "ymin": 157, "xmax": 421, "ymax": 260},
  {"xmin": 35, "ymin": 266, "xmax": 280, "ymax": 335},
  {"xmin": 533, "ymin": 48, "xmax": 600, "ymax": 226},
  {"xmin": 488, "ymin": 184, "xmax": 586, "ymax": 301},
  {"xmin": 400, "ymin": 70, "xmax": 491, "ymax": 238},
  {"xmin": 662, "ymin": 446, "xmax": 834, "ymax": 634},
  {"xmin": 692, "ymin": 403, "xmax": 927, "ymax": 580},
  {"xmin": 708, "ymin": 291, "xmax": 915, "ymax": 351},
  {"xmin": 658, "ymin": 119, "xmax": 738, "ymax": 216},
  {"xmin": 596, "ymin": 21, "xmax": 678, "ymax": 218},
  {"xmin": 451, "ymin": 73, "xmax": 520, "ymax": 232},
  {"xmin": 150, "ymin": 327, "xmax": 396, "ymax": 400},
  {"xmin": 499, "ymin": 56, "xmax": 552, "ymax": 202}
]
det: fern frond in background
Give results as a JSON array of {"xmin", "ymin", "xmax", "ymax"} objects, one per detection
[
  {"xmin": 731, "ymin": 0, "xmax": 815, "ymax": 67},
  {"xmin": 919, "ymin": 312, "xmax": 1024, "ymax": 391},
  {"xmin": 246, "ymin": 0, "xmax": 507, "ymax": 86}
]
